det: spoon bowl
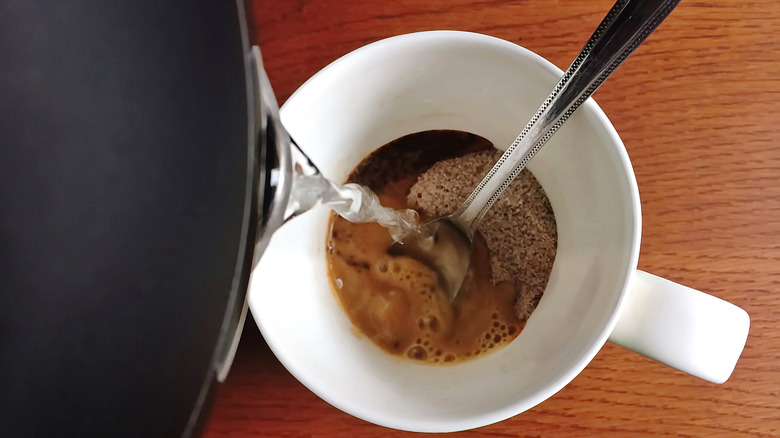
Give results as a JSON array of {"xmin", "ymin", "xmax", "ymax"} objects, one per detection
[{"xmin": 389, "ymin": 216, "xmax": 472, "ymax": 301}]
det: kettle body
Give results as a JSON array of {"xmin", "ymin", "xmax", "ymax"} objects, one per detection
[{"xmin": 0, "ymin": 1, "xmax": 289, "ymax": 436}]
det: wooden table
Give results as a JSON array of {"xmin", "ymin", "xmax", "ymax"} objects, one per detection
[{"xmin": 205, "ymin": 0, "xmax": 780, "ymax": 436}]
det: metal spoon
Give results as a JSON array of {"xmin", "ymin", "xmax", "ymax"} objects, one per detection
[{"xmin": 391, "ymin": 0, "xmax": 682, "ymax": 300}]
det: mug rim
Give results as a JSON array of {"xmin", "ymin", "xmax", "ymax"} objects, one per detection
[{"xmin": 263, "ymin": 30, "xmax": 642, "ymax": 431}]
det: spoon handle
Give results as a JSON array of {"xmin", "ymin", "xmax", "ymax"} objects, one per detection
[{"xmin": 454, "ymin": 0, "xmax": 681, "ymax": 234}]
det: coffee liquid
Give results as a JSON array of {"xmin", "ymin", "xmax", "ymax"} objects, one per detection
[{"xmin": 327, "ymin": 131, "xmax": 524, "ymax": 364}]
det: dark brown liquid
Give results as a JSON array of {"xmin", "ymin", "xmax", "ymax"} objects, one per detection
[{"xmin": 326, "ymin": 131, "xmax": 524, "ymax": 364}]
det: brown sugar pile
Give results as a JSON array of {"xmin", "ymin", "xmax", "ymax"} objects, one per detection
[{"xmin": 407, "ymin": 149, "xmax": 557, "ymax": 320}]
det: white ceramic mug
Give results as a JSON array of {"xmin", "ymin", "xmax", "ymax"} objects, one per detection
[{"xmin": 248, "ymin": 31, "xmax": 750, "ymax": 432}]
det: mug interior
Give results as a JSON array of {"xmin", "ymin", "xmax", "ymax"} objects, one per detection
[{"xmin": 248, "ymin": 31, "xmax": 641, "ymax": 432}]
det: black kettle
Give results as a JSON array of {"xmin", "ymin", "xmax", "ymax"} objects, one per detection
[{"xmin": 0, "ymin": 1, "xmax": 305, "ymax": 436}]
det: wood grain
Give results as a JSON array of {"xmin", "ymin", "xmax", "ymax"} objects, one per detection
[{"xmin": 206, "ymin": 0, "xmax": 780, "ymax": 436}]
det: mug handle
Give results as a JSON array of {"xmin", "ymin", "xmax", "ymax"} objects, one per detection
[{"xmin": 608, "ymin": 270, "xmax": 750, "ymax": 384}]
